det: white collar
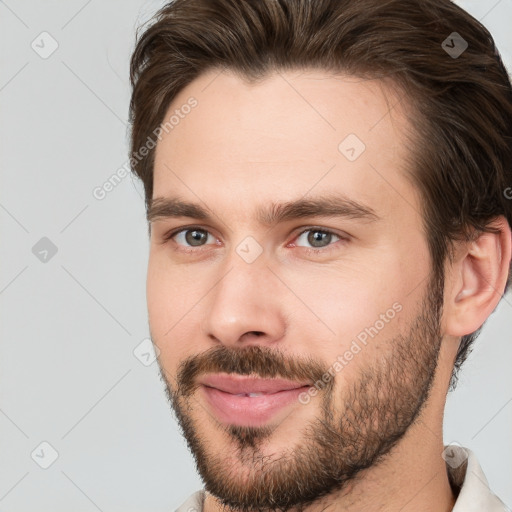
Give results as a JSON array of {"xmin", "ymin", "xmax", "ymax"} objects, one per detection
[{"xmin": 447, "ymin": 445, "xmax": 508, "ymax": 511}]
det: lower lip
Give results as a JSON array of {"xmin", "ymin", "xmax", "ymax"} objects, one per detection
[{"xmin": 201, "ymin": 385, "xmax": 310, "ymax": 426}]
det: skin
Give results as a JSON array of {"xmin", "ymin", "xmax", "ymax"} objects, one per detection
[{"xmin": 146, "ymin": 68, "xmax": 511, "ymax": 511}]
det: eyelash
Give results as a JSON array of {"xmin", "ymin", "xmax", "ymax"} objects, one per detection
[{"xmin": 160, "ymin": 225, "xmax": 348, "ymax": 256}]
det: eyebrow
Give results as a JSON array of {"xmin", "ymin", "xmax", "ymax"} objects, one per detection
[{"xmin": 147, "ymin": 194, "xmax": 379, "ymax": 227}]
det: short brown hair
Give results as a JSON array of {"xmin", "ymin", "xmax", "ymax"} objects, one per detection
[{"xmin": 129, "ymin": 0, "xmax": 512, "ymax": 390}]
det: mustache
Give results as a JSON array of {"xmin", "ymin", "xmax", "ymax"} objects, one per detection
[{"xmin": 176, "ymin": 344, "xmax": 329, "ymax": 397}]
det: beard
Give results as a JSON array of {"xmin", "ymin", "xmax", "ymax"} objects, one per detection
[{"xmin": 157, "ymin": 270, "xmax": 444, "ymax": 512}]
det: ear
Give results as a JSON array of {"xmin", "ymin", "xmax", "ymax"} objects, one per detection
[{"xmin": 442, "ymin": 216, "xmax": 512, "ymax": 337}]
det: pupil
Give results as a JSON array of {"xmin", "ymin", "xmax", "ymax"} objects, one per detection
[
  {"xmin": 187, "ymin": 230, "xmax": 205, "ymax": 245},
  {"xmin": 309, "ymin": 230, "xmax": 329, "ymax": 247}
]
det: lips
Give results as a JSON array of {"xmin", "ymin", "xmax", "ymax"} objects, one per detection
[
  {"xmin": 199, "ymin": 373, "xmax": 313, "ymax": 426},
  {"xmin": 199, "ymin": 373, "xmax": 311, "ymax": 395}
]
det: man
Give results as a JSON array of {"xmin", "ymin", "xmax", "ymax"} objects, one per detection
[{"xmin": 128, "ymin": 0, "xmax": 512, "ymax": 510}]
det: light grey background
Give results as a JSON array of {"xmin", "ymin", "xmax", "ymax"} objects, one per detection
[{"xmin": 1, "ymin": 1, "xmax": 511, "ymax": 511}]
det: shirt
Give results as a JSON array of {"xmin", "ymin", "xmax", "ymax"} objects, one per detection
[{"xmin": 175, "ymin": 445, "xmax": 508, "ymax": 511}]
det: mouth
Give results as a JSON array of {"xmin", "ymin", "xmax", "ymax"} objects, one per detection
[
  {"xmin": 198, "ymin": 373, "xmax": 312, "ymax": 426},
  {"xmin": 199, "ymin": 373, "xmax": 312, "ymax": 395},
  {"xmin": 229, "ymin": 392, "xmax": 275, "ymax": 397}
]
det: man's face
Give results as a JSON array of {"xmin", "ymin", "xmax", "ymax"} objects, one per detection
[{"xmin": 147, "ymin": 69, "xmax": 446, "ymax": 510}]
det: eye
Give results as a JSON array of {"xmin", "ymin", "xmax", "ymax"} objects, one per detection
[
  {"xmin": 292, "ymin": 228, "xmax": 344, "ymax": 253},
  {"xmin": 160, "ymin": 225, "xmax": 348, "ymax": 255},
  {"xmin": 161, "ymin": 226, "xmax": 217, "ymax": 249}
]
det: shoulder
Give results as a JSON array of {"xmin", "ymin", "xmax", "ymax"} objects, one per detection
[{"xmin": 175, "ymin": 489, "xmax": 205, "ymax": 512}]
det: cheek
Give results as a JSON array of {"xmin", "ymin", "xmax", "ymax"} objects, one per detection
[
  {"xmin": 146, "ymin": 256, "xmax": 195, "ymax": 366},
  {"xmin": 289, "ymin": 261, "xmax": 403, "ymax": 330},
  {"xmin": 147, "ymin": 251, "xmax": 200, "ymax": 322},
  {"xmin": 146, "ymin": 256, "xmax": 171, "ymax": 333},
  {"xmin": 284, "ymin": 261, "xmax": 410, "ymax": 372}
]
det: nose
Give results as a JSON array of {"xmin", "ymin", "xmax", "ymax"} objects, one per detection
[{"xmin": 200, "ymin": 254, "xmax": 287, "ymax": 348}]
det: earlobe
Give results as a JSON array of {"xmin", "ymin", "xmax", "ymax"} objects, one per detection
[{"xmin": 444, "ymin": 216, "xmax": 511, "ymax": 337}]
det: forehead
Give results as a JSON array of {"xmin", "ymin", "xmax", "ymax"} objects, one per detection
[{"xmin": 152, "ymin": 68, "xmax": 419, "ymax": 224}]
